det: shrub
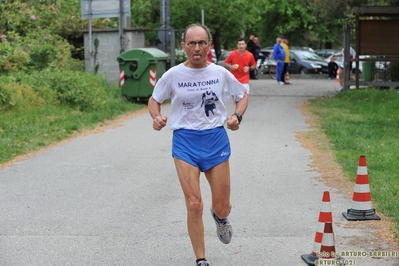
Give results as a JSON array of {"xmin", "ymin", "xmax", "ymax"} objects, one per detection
[
  {"xmin": 0, "ymin": 30, "xmax": 83, "ymax": 74},
  {"xmin": 0, "ymin": 40, "xmax": 30, "ymax": 73},
  {"xmin": 0, "ymin": 70, "xmax": 113, "ymax": 112},
  {"xmin": 29, "ymin": 42, "xmax": 59, "ymax": 71},
  {"xmin": 0, "ymin": 78, "xmax": 44, "ymax": 111},
  {"xmin": 0, "ymin": 83, "xmax": 13, "ymax": 111},
  {"xmin": 174, "ymin": 49, "xmax": 188, "ymax": 64},
  {"xmin": 43, "ymin": 70, "xmax": 109, "ymax": 111}
]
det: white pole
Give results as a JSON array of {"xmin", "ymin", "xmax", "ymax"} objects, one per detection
[{"xmin": 201, "ymin": 9, "xmax": 204, "ymax": 25}]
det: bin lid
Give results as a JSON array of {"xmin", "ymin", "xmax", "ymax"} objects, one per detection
[{"xmin": 117, "ymin": 48, "xmax": 169, "ymax": 63}]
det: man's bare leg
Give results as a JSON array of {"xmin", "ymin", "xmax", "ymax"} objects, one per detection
[
  {"xmin": 205, "ymin": 160, "xmax": 231, "ymax": 218},
  {"xmin": 174, "ymin": 158, "xmax": 205, "ymax": 259}
]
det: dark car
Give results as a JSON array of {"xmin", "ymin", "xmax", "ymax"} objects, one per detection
[
  {"xmin": 315, "ymin": 49, "xmax": 341, "ymax": 59},
  {"xmin": 287, "ymin": 50, "xmax": 329, "ymax": 74},
  {"xmin": 216, "ymin": 50, "xmax": 231, "ymax": 69}
]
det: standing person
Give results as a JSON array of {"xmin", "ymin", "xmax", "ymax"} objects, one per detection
[
  {"xmin": 246, "ymin": 34, "xmax": 257, "ymax": 79},
  {"xmin": 148, "ymin": 24, "xmax": 248, "ymax": 266},
  {"xmin": 272, "ymin": 37, "xmax": 285, "ymax": 85},
  {"xmin": 334, "ymin": 46, "xmax": 356, "ymax": 91},
  {"xmin": 280, "ymin": 38, "xmax": 291, "ymax": 84},
  {"xmin": 328, "ymin": 56, "xmax": 338, "ymax": 80},
  {"xmin": 254, "ymin": 37, "xmax": 266, "ymax": 66},
  {"xmin": 224, "ymin": 37, "xmax": 257, "ymax": 94}
]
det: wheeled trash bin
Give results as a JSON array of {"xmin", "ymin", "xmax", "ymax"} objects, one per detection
[
  {"xmin": 362, "ymin": 62, "xmax": 372, "ymax": 82},
  {"xmin": 117, "ymin": 48, "xmax": 170, "ymax": 101}
]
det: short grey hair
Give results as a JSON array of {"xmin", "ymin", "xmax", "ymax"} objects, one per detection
[{"xmin": 182, "ymin": 24, "xmax": 212, "ymax": 43}]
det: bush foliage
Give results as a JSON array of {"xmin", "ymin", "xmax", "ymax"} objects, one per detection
[
  {"xmin": 0, "ymin": 70, "xmax": 120, "ymax": 112},
  {"xmin": 0, "ymin": 30, "xmax": 83, "ymax": 74},
  {"xmin": 0, "ymin": 1, "xmax": 125, "ymax": 113}
]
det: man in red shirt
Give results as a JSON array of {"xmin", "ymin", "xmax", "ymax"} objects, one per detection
[{"xmin": 224, "ymin": 37, "xmax": 257, "ymax": 94}]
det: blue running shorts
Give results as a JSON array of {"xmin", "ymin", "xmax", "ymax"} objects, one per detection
[{"xmin": 172, "ymin": 126, "xmax": 231, "ymax": 172}]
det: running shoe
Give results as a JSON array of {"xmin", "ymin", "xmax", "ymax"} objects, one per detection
[
  {"xmin": 210, "ymin": 208, "xmax": 233, "ymax": 244},
  {"xmin": 196, "ymin": 260, "xmax": 210, "ymax": 266}
]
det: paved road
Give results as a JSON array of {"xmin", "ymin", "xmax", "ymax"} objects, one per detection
[{"xmin": 0, "ymin": 78, "xmax": 398, "ymax": 265}]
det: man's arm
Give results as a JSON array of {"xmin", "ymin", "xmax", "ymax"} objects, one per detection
[
  {"xmin": 235, "ymin": 93, "xmax": 248, "ymax": 116},
  {"xmin": 226, "ymin": 93, "xmax": 248, "ymax": 131},
  {"xmin": 224, "ymin": 56, "xmax": 239, "ymax": 71},
  {"xmin": 224, "ymin": 61, "xmax": 238, "ymax": 71},
  {"xmin": 334, "ymin": 49, "xmax": 344, "ymax": 57},
  {"xmin": 148, "ymin": 96, "xmax": 167, "ymax": 131}
]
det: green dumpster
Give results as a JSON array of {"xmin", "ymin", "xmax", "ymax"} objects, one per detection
[
  {"xmin": 362, "ymin": 62, "xmax": 372, "ymax": 82},
  {"xmin": 117, "ymin": 48, "xmax": 170, "ymax": 100}
]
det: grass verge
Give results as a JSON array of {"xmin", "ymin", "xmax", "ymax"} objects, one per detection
[
  {"xmin": 0, "ymin": 73, "xmax": 146, "ymax": 164},
  {"xmin": 306, "ymin": 88, "xmax": 399, "ymax": 241}
]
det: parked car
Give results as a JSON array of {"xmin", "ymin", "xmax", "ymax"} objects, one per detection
[
  {"xmin": 216, "ymin": 50, "xmax": 231, "ymax": 68},
  {"xmin": 290, "ymin": 46, "xmax": 315, "ymax": 53},
  {"xmin": 261, "ymin": 47, "xmax": 327, "ymax": 74},
  {"xmin": 315, "ymin": 49, "xmax": 341, "ymax": 59},
  {"xmin": 287, "ymin": 50, "xmax": 329, "ymax": 74}
]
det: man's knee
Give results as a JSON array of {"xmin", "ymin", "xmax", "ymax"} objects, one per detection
[
  {"xmin": 186, "ymin": 199, "xmax": 203, "ymax": 216},
  {"xmin": 213, "ymin": 203, "xmax": 231, "ymax": 219}
]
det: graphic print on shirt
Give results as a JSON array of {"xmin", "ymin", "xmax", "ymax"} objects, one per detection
[{"xmin": 200, "ymin": 90, "xmax": 219, "ymax": 117}]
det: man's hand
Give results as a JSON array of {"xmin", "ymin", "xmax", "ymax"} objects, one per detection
[
  {"xmin": 153, "ymin": 115, "xmax": 167, "ymax": 131},
  {"xmin": 226, "ymin": 115, "xmax": 239, "ymax": 131}
]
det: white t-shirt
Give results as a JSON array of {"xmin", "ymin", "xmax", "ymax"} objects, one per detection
[
  {"xmin": 152, "ymin": 63, "xmax": 246, "ymax": 131},
  {"xmin": 339, "ymin": 47, "xmax": 356, "ymax": 68}
]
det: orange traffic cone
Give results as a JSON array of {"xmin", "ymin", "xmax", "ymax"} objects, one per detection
[
  {"xmin": 335, "ymin": 68, "xmax": 340, "ymax": 83},
  {"xmin": 285, "ymin": 71, "xmax": 291, "ymax": 84},
  {"xmin": 301, "ymin": 191, "xmax": 333, "ymax": 265},
  {"xmin": 319, "ymin": 223, "xmax": 336, "ymax": 259},
  {"xmin": 342, "ymin": 155, "xmax": 381, "ymax": 221},
  {"xmin": 315, "ymin": 222, "xmax": 345, "ymax": 264}
]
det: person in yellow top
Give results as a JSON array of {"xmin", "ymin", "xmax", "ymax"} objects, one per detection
[{"xmin": 280, "ymin": 38, "xmax": 291, "ymax": 84}]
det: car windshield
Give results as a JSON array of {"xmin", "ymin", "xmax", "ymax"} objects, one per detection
[{"xmin": 295, "ymin": 51, "xmax": 323, "ymax": 61}]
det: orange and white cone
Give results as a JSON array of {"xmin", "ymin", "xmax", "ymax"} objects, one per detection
[
  {"xmin": 319, "ymin": 223, "xmax": 336, "ymax": 259},
  {"xmin": 315, "ymin": 222, "xmax": 345, "ymax": 264},
  {"xmin": 342, "ymin": 155, "xmax": 381, "ymax": 221},
  {"xmin": 301, "ymin": 191, "xmax": 333, "ymax": 265}
]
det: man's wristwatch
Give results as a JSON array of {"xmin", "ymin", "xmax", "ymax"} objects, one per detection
[{"xmin": 233, "ymin": 113, "xmax": 243, "ymax": 124}]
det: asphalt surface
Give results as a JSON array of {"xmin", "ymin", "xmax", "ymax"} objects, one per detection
[{"xmin": 0, "ymin": 77, "xmax": 398, "ymax": 266}]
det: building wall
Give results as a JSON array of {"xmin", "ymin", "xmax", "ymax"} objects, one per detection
[{"xmin": 82, "ymin": 28, "xmax": 148, "ymax": 84}]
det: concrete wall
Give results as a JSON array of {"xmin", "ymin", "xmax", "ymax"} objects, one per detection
[{"xmin": 82, "ymin": 28, "xmax": 148, "ymax": 84}]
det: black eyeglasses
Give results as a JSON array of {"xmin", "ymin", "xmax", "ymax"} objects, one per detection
[{"xmin": 185, "ymin": 40, "xmax": 208, "ymax": 48}]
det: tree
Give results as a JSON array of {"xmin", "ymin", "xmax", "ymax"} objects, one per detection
[
  {"xmin": 130, "ymin": 0, "xmax": 161, "ymax": 46},
  {"xmin": 0, "ymin": 0, "xmax": 118, "ymax": 60},
  {"xmin": 254, "ymin": 0, "xmax": 318, "ymax": 48},
  {"xmin": 169, "ymin": 0, "xmax": 268, "ymax": 59}
]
